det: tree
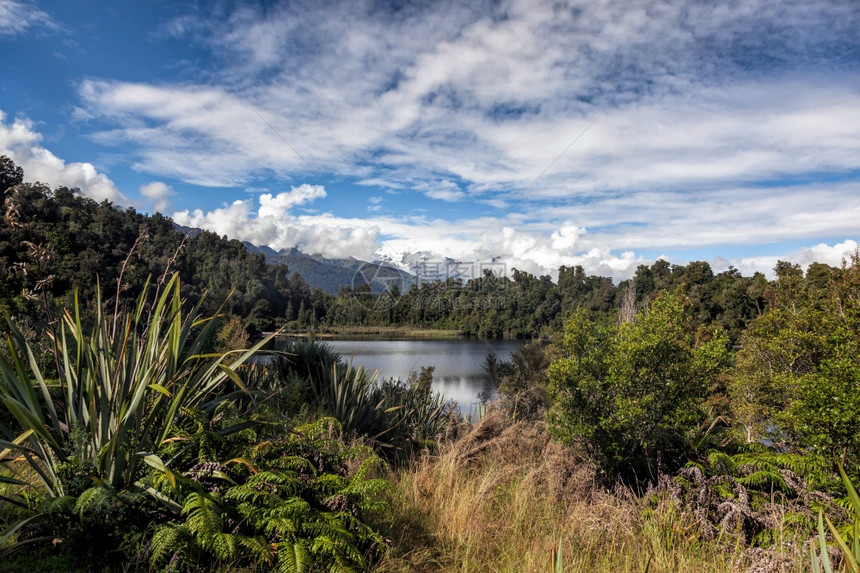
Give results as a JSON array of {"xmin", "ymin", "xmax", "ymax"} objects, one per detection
[
  {"xmin": 727, "ymin": 262, "xmax": 825, "ymax": 446},
  {"xmin": 729, "ymin": 255, "xmax": 860, "ymax": 468},
  {"xmin": 548, "ymin": 291, "xmax": 730, "ymax": 484},
  {"xmin": 0, "ymin": 155, "xmax": 23, "ymax": 193}
]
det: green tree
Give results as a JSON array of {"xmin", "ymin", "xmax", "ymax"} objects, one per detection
[
  {"xmin": 729, "ymin": 256, "xmax": 860, "ymax": 468},
  {"xmin": 548, "ymin": 291, "xmax": 730, "ymax": 484},
  {"xmin": 0, "ymin": 155, "xmax": 23, "ymax": 193}
]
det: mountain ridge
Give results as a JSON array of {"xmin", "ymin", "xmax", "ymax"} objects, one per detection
[{"xmin": 241, "ymin": 242, "xmax": 414, "ymax": 295}]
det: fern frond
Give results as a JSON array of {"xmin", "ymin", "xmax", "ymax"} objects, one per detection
[
  {"xmin": 73, "ymin": 485, "xmax": 114, "ymax": 518},
  {"xmin": 290, "ymin": 417, "xmax": 343, "ymax": 448},
  {"xmin": 707, "ymin": 450, "xmax": 737, "ymax": 474},
  {"xmin": 269, "ymin": 455, "xmax": 317, "ymax": 475},
  {"xmin": 210, "ymin": 530, "xmax": 240, "ymax": 562},
  {"xmin": 737, "ymin": 470, "xmax": 791, "ymax": 494},
  {"xmin": 239, "ymin": 534, "xmax": 274, "ymax": 564},
  {"xmin": 150, "ymin": 522, "xmax": 190, "ymax": 568},
  {"xmin": 315, "ymin": 473, "xmax": 348, "ymax": 495},
  {"xmin": 260, "ymin": 498, "xmax": 311, "ymax": 537},
  {"xmin": 277, "ymin": 540, "xmax": 311, "ymax": 573},
  {"xmin": 225, "ymin": 470, "xmax": 301, "ymax": 506},
  {"xmin": 182, "ymin": 491, "xmax": 224, "ymax": 541}
]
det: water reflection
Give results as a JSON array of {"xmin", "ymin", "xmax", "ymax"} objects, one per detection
[{"xmin": 320, "ymin": 338, "xmax": 522, "ymax": 413}]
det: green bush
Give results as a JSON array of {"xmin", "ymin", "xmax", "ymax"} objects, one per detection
[
  {"xmin": 548, "ymin": 291, "xmax": 731, "ymax": 484},
  {"xmin": 265, "ymin": 341, "xmax": 456, "ymax": 462},
  {"xmin": 147, "ymin": 417, "xmax": 393, "ymax": 572}
]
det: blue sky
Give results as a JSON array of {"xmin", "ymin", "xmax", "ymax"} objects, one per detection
[{"xmin": 1, "ymin": 0, "xmax": 858, "ymax": 280}]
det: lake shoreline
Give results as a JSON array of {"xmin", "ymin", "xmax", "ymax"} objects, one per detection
[{"xmin": 270, "ymin": 326, "xmax": 466, "ymax": 339}]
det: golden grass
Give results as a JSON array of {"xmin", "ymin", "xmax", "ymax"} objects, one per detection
[{"xmin": 375, "ymin": 409, "xmax": 807, "ymax": 573}]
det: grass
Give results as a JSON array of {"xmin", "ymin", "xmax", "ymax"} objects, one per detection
[{"xmin": 374, "ymin": 409, "xmax": 808, "ymax": 573}]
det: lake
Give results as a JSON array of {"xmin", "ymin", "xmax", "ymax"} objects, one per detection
[{"xmin": 320, "ymin": 338, "xmax": 523, "ymax": 413}]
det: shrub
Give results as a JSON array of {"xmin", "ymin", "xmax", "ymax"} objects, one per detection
[{"xmin": 548, "ymin": 291, "xmax": 731, "ymax": 484}]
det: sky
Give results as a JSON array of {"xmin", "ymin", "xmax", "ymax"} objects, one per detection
[{"xmin": 1, "ymin": 0, "xmax": 858, "ymax": 282}]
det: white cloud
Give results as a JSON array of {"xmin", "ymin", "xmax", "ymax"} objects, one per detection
[
  {"xmin": 139, "ymin": 181, "xmax": 174, "ymax": 212},
  {"xmin": 0, "ymin": 111, "xmax": 127, "ymax": 203},
  {"xmin": 56, "ymin": 0, "xmax": 860, "ymax": 277},
  {"xmin": 170, "ymin": 188, "xmax": 378, "ymax": 260},
  {"xmin": 792, "ymin": 241, "xmax": 860, "ymax": 268},
  {"xmin": 0, "ymin": 0, "xmax": 56, "ymax": 37},
  {"xmin": 551, "ymin": 225, "xmax": 582, "ymax": 251},
  {"xmin": 714, "ymin": 240, "xmax": 860, "ymax": 279},
  {"xmin": 421, "ymin": 180, "xmax": 467, "ymax": 202},
  {"xmin": 75, "ymin": 1, "xmax": 859, "ymax": 200},
  {"xmin": 258, "ymin": 185, "xmax": 326, "ymax": 218}
]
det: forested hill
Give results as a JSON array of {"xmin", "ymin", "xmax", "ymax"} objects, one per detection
[
  {"xmin": 0, "ymin": 155, "xmax": 849, "ymax": 341},
  {"xmin": 0, "ymin": 156, "xmax": 327, "ymax": 334}
]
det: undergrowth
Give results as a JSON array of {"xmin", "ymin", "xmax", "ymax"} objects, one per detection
[{"xmin": 375, "ymin": 409, "xmax": 810, "ymax": 573}]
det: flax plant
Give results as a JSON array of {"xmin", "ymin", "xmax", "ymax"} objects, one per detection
[
  {"xmin": 0, "ymin": 274, "xmax": 268, "ymax": 497},
  {"xmin": 812, "ymin": 464, "xmax": 860, "ymax": 573}
]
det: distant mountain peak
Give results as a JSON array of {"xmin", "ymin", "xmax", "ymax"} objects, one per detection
[{"xmin": 242, "ymin": 242, "xmax": 413, "ymax": 294}]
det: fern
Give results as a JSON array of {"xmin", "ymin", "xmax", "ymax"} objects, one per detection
[
  {"xmin": 268, "ymin": 455, "xmax": 318, "ymax": 474},
  {"xmin": 737, "ymin": 470, "xmax": 791, "ymax": 494},
  {"xmin": 149, "ymin": 522, "xmax": 190, "ymax": 567},
  {"xmin": 182, "ymin": 492, "xmax": 224, "ymax": 543},
  {"xmin": 277, "ymin": 540, "xmax": 312, "ymax": 573},
  {"xmin": 143, "ymin": 416, "xmax": 392, "ymax": 572},
  {"xmin": 73, "ymin": 485, "xmax": 114, "ymax": 518},
  {"xmin": 39, "ymin": 495, "xmax": 76, "ymax": 515},
  {"xmin": 751, "ymin": 527, "xmax": 779, "ymax": 547},
  {"xmin": 707, "ymin": 450, "xmax": 737, "ymax": 475},
  {"xmin": 732, "ymin": 450, "xmax": 828, "ymax": 480},
  {"xmin": 225, "ymin": 470, "xmax": 302, "ymax": 507}
]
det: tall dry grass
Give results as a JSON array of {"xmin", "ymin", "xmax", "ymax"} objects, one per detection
[{"xmin": 375, "ymin": 408, "xmax": 807, "ymax": 573}]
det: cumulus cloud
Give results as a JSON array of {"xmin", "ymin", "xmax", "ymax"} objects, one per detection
[
  {"xmin": 170, "ymin": 187, "xmax": 377, "ymax": 260},
  {"xmin": 0, "ymin": 0, "xmax": 56, "ymax": 37},
  {"xmin": 257, "ymin": 184, "xmax": 326, "ymax": 218},
  {"xmin": 372, "ymin": 214, "xmax": 643, "ymax": 281},
  {"xmin": 714, "ymin": 240, "xmax": 860, "ymax": 279},
  {"xmin": 0, "ymin": 112, "xmax": 127, "ymax": 203},
  {"xmin": 139, "ymin": 181, "xmax": 174, "ymax": 212},
  {"xmin": 792, "ymin": 241, "xmax": 860, "ymax": 268}
]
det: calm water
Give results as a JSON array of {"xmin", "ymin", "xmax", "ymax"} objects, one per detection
[{"xmin": 321, "ymin": 338, "xmax": 522, "ymax": 412}]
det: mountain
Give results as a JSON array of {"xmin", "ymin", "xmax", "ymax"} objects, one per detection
[{"xmin": 242, "ymin": 244, "xmax": 414, "ymax": 295}]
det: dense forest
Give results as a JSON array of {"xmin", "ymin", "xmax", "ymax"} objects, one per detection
[
  {"xmin": 1, "ymin": 155, "xmax": 779, "ymax": 345},
  {"xmin": 2, "ymin": 154, "xmax": 860, "ymax": 572}
]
